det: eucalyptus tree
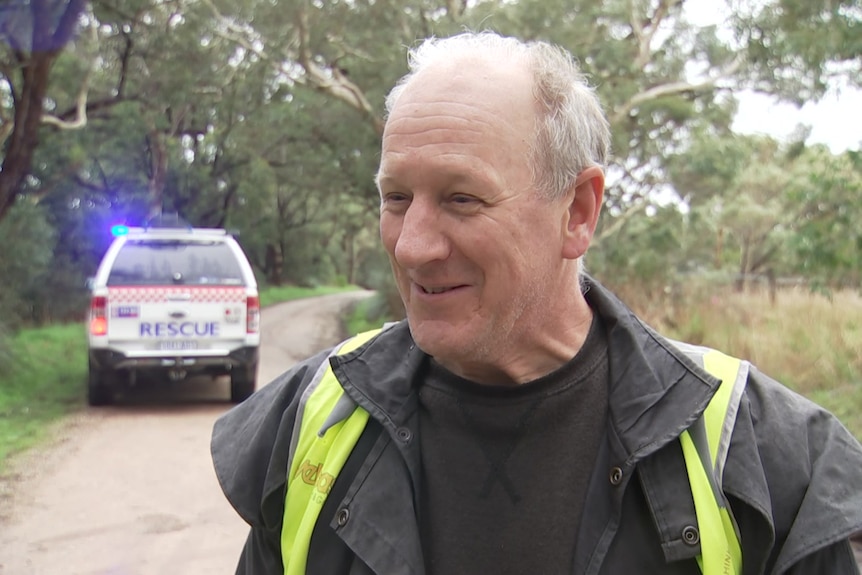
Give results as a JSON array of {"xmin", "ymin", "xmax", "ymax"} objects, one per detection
[
  {"xmin": 0, "ymin": 0, "xmax": 87, "ymax": 221},
  {"xmin": 183, "ymin": 0, "xmax": 466, "ymax": 285},
  {"xmin": 199, "ymin": 0, "xmax": 466, "ymax": 137},
  {"xmin": 670, "ymin": 132, "xmax": 862, "ymax": 290},
  {"xmin": 196, "ymin": 0, "xmax": 860, "ymax": 259},
  {"xmin": 2, "ymin": 0, "xmax": 860, "ymax": 314},
  {"xmin": 466, "ymin": 0, "xmax": 859, "ymax": 227},
  {"xmin": 0, "ymin": 0, "xmax": 284, "ymax": 319},
  {"xmin": 784, "ymin": 146, "xmax": 862, "ymax": 288}
]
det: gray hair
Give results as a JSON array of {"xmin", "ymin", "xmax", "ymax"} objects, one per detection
[{"xmin": 383, "ymin": 31, "xmax": 611, "ymax": 199}]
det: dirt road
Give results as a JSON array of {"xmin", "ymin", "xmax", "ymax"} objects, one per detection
[{"xmin": 0, "ymin": 291, "xmax": 373, "ymax": 575}]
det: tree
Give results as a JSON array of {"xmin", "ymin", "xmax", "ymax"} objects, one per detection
[
  {"xmin": 670, "ymin": 133, "xmax": 862, "ymax": 290},
  {"xmin": 785, "ymin": 147, "xmax": 862, "ymax": 287},
  {"xmin": 0, "ymin": 0, "xmax": 87, "ymax": 221},
  {"xmin": 2, "ymin": 0, "xmax": 861, "ymax": 326}
]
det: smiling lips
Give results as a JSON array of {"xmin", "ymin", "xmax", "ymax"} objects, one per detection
[{"xmin": 417, "ymin": 283, "xmax": 465, "ymax": 295}]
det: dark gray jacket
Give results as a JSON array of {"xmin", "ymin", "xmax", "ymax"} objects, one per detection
[{"xmin": 212, "ymin": 279, "xmax": 862, "ymax": 574}]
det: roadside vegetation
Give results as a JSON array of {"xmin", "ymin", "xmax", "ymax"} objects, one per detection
[
  {"xmin": 610, "ymin": 281, "xmax": 862, "ymax": 437},
  {"xmin": 0, "ymin": 284, "xmax": 359, "ymax": 473},
  {"xmin": 0, "ymin": 323, "xmax": 86, "ymax": 470}
]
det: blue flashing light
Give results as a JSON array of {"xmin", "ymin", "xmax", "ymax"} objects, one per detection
[{"xmin": 111, "ymin": 224, "xmax": 130, "ymax": 237}]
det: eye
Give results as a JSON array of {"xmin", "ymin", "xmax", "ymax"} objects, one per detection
[
  {"xmin": 447, "ymin": 193, "xmax": 484, "ymax": 214},
  {"xmin": 450, "ymin": 194, "xmax": 479, "ymax": 205},
  {"xmin": 385, "ymin": 192, "xmax": 410, "ymax": 203},
  {"xmin": 381, "ymin": 191, "xmax": 411, "ymax": 212}
]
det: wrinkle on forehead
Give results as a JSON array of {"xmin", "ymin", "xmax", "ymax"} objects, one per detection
[
  {"xmin": 388, "ymin": 58, "xmax": 536, "ymax": 123},
  {"xmin": 379, "ymin": 58, "xmax": 536, "ymax": 191},
  {"xmin": 384, "ymin": 75, "xmax": 535, "ymax": 144}
]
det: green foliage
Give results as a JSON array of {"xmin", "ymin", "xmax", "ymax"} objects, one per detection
[
  {"xmin": 667, "ymin": 131, "xmax": 759, "ymax": 206},
  {"xmin": 735, "ymin": 0, "xmax": 862, "ymax": 103},
  {"xmin": 1, "ymin": 0, "xmax": 861, "ymax": 320},
  {"xmin": 590, "ymin": 204, "xmax": 687, "ymax": 294},
  {"xmin": 344, "ymin": 293, "xmax": 392, "ymax": 336},
  {"xmin": 784, "ymin": 148, "xmax": 862, "ymax": 285},
  {"xmin": 0, "ymin": 201, "xmax": 57, "ymax": 328},
  {"xmin": 667, "ymin": 133, "xmax": 862, "ymax": 289}
]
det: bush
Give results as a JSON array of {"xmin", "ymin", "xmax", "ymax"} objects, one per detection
[{"xmin": 0, "ymin": 201, "xmax": 56, "ymax": 327}]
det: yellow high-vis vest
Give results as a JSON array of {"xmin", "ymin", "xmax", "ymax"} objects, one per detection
[{"xmin": 281, "ymin": 330, "xmax": 748, "ymax": 575}]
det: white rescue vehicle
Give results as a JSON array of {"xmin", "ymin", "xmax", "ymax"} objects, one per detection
[{"xmin": 87, "ymin": 222, "xmax": 260, "ymax": 405}]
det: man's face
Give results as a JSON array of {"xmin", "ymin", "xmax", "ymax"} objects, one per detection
[{"xmin": 378, "ymin": 60, "xmax": 578, "ymax": 382}]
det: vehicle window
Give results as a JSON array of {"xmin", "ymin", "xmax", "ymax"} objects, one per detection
[{"xmin": 107, "ymin": 240, "xmax": 245, "ymax": 286}]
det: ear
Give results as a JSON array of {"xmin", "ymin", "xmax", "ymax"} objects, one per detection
[{"xmin": 561, "ymin": 166, "xmax": 605, "ymax": 260}]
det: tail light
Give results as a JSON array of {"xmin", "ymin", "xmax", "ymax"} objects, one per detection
[
  {"xmin": 89, "ymin": 296, "xmax": 108, "ymax": 336},
  {"xmin": 246, "ymin": 295, "xmax": 260, "ymax": 334}
]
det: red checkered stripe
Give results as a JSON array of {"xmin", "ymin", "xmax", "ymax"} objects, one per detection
[{"xmin": 108, "ymin": 287, "xmax": 247, "ymax": 304}]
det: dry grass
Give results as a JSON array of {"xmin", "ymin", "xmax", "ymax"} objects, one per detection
[{"xmin": 610, "ymin": 281, "xmax": 862, "ymax": 439}]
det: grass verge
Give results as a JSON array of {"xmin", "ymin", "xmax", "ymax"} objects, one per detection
[
  {"xmin": 343, "ymin": 292, "xmax": 393, "ymax": 336},
  {"xmin": 0, "ymin": 324, "xmax": 87, "ymax": 470},
  {"xmin": 614, "ymin": 283, "xmax": 862, "ymax": 439}
]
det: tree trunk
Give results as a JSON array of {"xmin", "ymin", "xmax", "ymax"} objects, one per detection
[
  {"xmin": 346, "ymin": 233, "xmax": 356, "ymax": 285},
  {"xmin": 0, "ymin": 51, "xmax": 57, "ymax": 221},
  {"xmin": 0, "ymin": 0, "xmax": 87, "ymax": 223},
  {"xmin": 146, "ymin": 130, "xmax": 167, "ymax": 220},
  {"xmin": 767, "ymin": 268, "xmax": 777, "ymax": 306},
  {"xmin": 714, "ymin": 227, "xmax": 724, "ymax": 268},
  {"xmin": 265, "ymin": 243, "xmax": 283, "ymax": 286},
  {"xmin": 736, "ymin": 239, "xmax": 751, "ymax": 293}
]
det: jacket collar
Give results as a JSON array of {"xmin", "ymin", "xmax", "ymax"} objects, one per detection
[
  {"xmin": 334, "ymin": 276, "xmax": 721, "ymax": 465},
  {"xmin": 330, "ymin": 321, "xmax": 424, "ymax": 431},
  {"xmin": 332, "ymin": 277, "xmax": 734, "ymax": 567},
  {"xmin": 585, "ymin": 277, "xmax": 720, "ymax": 462}
]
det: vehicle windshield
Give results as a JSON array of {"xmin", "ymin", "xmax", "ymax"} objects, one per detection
[{"xmin": 107, "ymin": 240, "xmax": 246, "ymax": 286}]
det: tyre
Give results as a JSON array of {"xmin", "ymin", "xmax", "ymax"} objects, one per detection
[
  {"xmin": 88, "ymin": 360, "xmax": 115, "ymax": 406},
  {"xmin": 230, "ymin": 359, "xmax": 258, "ymax": 403}
]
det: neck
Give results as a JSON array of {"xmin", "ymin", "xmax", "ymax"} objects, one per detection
[{"xmin": 446, "ymin": 290, "xmax": 595, "ymax": 386}]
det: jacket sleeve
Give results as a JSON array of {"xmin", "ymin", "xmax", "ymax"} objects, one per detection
[
  {"xmin": 212, "ymin": 349, "xmax": 334, "ymax": 573},
  {"xmin": 740, "ymin": 367, "xmax": 862, "ymax": 574},
  {"xmin": 235, "ymin": 525, "xmax": 283, "ymax": 575}
]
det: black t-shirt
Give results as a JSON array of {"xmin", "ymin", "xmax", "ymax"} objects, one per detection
[{"xmin": 418, "ymin": 315, "xmax": 610, "ymax": 575}]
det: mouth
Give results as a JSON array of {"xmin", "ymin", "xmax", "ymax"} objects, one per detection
[{"xmin": 416, "ymin": 283, "xmax": 465, "ymax": 295}]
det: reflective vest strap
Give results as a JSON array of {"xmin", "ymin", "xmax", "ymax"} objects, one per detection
[
  {"xmin": 702, "ymin": 351, "xmax": 747, "ymax": 481},
  {"xmin": 681, "ymin": 431, "xmax": 741, "ymax": 575},
  {"xmin": 281, "ymin": 329, "xmax": 382, "ymax": 575},
  {"xmin": 681, "ymin": 349, "xmax": 746, "ymax": 575}
]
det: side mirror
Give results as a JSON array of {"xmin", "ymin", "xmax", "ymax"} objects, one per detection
[{"xmin": 85, "ymin": 277, "xmax": 95, "ymax": 291}]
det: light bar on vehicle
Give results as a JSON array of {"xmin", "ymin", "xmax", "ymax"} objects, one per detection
[{"xmin": 110, "ymin": 225, "xmax": 228, "ymax": 237}]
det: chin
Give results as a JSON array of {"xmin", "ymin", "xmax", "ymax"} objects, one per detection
[{"xmin": 407, "ymin": 318, "xmax": 468, "ymax": 359}]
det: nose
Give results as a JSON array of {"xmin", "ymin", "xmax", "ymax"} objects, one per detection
[{"xmin": 391, "ymin": 199, "xmax": 450, "ymax": 268}]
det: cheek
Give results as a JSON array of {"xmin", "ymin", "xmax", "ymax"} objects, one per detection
[{"xmin": 379, "ymin": 218, "xmax": 400, "ymax": 254}]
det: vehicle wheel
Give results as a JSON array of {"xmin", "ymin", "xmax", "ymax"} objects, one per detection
[
  {"xmin": 88, "ymin": 361, "xmax": 115, "ymax": 406},
  {"xmin": 230, "ymin": 360, "xmax": 257, "ymax": 403}
]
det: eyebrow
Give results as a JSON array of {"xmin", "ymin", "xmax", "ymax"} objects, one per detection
[{"xmin": 377, "ymin": 170, "xmax": 486, "ymax": 196}]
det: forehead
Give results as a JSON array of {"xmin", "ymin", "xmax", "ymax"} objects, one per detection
[{"xmin": 380, "ymin": 58, "xmax": 536, "ymax": 180}]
